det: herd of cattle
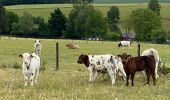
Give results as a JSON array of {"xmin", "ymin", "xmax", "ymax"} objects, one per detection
[{"xmin": 18, "ymin": 40, "xmax": 161, "ymax": 86}]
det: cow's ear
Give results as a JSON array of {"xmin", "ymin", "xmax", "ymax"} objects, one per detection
[
  {"xmin": 127, "ymin": 55, "xmax": 131, "ymax": 58},
  {"xmin": 18, "ymin": 55, "xmax": 23, "ymax": 58},
  {"xmin": 29, "ymin": 55, "xmax": 33, "ymax": 60},
  {"xmin": 117, "ymin": 55, "xmax": 121, "ymax": 57}
]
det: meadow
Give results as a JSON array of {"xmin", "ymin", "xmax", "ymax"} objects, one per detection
[
  {"xmin": 5, "ymin": 3, "xmax": 170, "ymax": 30},
  {"xmin": 0, "ymin": 38, "xmax": 170, "ymax": 99}
]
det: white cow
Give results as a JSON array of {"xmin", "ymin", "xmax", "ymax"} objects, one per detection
[
  {"xmin": 19, "ymin": 53, "xmax": 40, "ymax": 86},
  {"xmin": 118, "ymin": 41, "xmax": 132, "ymax": 49},
  {"xmin": 77, "ymin": 54, "xmax": 126, "ymax": 85},
  {"xmin": 142, "ymin": 48, "xmax": 161, "ymax": 78},
  {"xmin": 34, "ymin": 40, "xmax": 42, "ymax": 56}
]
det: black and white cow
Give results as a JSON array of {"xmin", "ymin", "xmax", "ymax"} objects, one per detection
[
  {"xmin": 118, "ymin": 41, "xmax": 132, "ymax": 49},
  {"xmin": 77, "ymin": 54, "xmax": 126, "ymax": 85}
]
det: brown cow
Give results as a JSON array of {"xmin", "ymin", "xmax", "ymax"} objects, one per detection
[{"xmin": 117, "ymin": 53, "xmax": 156, "ymax": 86}]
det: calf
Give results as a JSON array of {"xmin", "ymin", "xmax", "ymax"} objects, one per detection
[
  {"xmin": 19, "ymin": 53, "xmax": 40, "ymax": 86},
  {"xmin": 118, "ymin": 41, "xmax": 132, "ymax": 49},
  {"xmin": 77, "ymin": 54, "xmax": 126, "ymax": 85},
  {"xmin": 34, "ymin": 40, "xmax": 42, "ymax": 56},
  {"xmin": 66, "ymin": 43, "xmax": 79, "ymax": 49},
  {"xmin": 142, "ymin": 48, "xmax": 161, "ymax": 78},
  {"xmin": 118, "ymin": 53, "xmax": 156, "ymax": 86}
]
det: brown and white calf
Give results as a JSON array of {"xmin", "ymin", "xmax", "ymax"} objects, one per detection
[
  {"xmin": 77, "ymin": 54, "xmax": 126, "ymax": 85},
  {"xmin": 19, "ymin": 53, "xmax": 40, "ymax": 86},
  {"xmin": 118, "ymin": 53, "xmax": 156, "ymax": 86},
  {"xmin": 66, "ymin": 43, "xmax": 79, "ymax": 49}
]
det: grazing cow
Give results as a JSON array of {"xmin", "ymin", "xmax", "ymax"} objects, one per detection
[
  {"xmin": 118, "ymin": 41, "xmax": 132, "ymax": 49},
  {"xmin": 19, "ymin": 53, "xmax": 40, "ymax": 86},
  {"xmin": 34, "ymin": 40, "xmax": 42, "ymax": 56},
  {"xmin": 77, "ymin": 54, "xmax": 126, "ymax": 85},
  {"xmin": 66, "ymin": 43, "xmax": 79, "ymax": 49},
  {"xmin": 142, "ymin": 48, "xmax": 161, "ymax": 78},
  {"xmin": 118, "ymin": 53, "xmax": 156, "ymax": 86}
]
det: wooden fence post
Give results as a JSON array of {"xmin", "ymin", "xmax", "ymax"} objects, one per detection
[
  {"xmin": 137, "ymin": 44, "xmax": 140, "ymax": 56},
  {"xmin": 56, "ymin": 42, "xmax": 59, "ymax": 70}
]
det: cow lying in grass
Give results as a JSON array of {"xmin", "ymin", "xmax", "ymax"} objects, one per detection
[
  {"xmin": 19, "ymin": 53, "xmax": 40, "ymax": 86},
  {"xmin": 66, "ymin": 43, "xmax": 79, "ymax": 49},
  {"xmin": 142, "ymin": 48, "xmax": 161, "ymax": 78},
  {"xmin": 34, "ymin": 40, "xmax": 42, "ymax": 56},
  {"xmin": 118, "ymin": 41, "xmax": 132, "ymax": 49},
  {"xmin": 77, "ymin": 54, "xmax": 126, "ymax": 85},
  {"xmin": 118, "ymin": 53, "xmax": 156, "ymax": 86}
]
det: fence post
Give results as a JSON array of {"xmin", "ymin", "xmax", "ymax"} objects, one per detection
[
  {"xmin": 56, "ymin": 42, "xmax": 59, "ymax": 70},
  {"xmin": 137, "ymin": 44, "xmax": 140, "ymax": 56}
]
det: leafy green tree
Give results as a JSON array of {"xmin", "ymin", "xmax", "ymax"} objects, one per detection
[
  {"xmin": 12, "ymin": 12, "xmax": 35, "ymax": 37},
  {"xmin": 148, "ymin": 0, "xmax": 161, "ymax": 15},
  {"xmin": 130, "ymin": 8, "xmax": 161, "ymax": 41},
  {"xmin": 107, "ymin": 6, "xmax": 120, "ymax": 32},
  {"xmin": 151, "ymin": 28, "xmax": 166, "ymax": 44},
  {"xmin": 85, "ymin": 10, "xmax": 107, "ymax": 39},
  {"xmin": 48, "ymin": 8, "xmax": 66, "ymax": 38},
  {"xmin": 0, "ymin": 4, "xmax": 8, "ymax": 35},
  {"xmin": 6, "ymin": 11, "xmax": 19, "ymax": 35}
]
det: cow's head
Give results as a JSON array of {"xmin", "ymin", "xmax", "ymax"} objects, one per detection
[
  {"xmin": 18, "ymin": 53, "xmax": 33, "ymax": 69},
  {"xmin": 77, "ymin": 54, "xmax": 89, "ymax": 67},
  {"xmin": 117, "ymin": 53, "xmax": 131, "ymax": 64},
  {"xmin": 35, "ymin": 40, "xmax": 41, "ymax": 48}
]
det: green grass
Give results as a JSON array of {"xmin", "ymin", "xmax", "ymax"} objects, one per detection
[
  {"xmin": 0, "ymin": 38, "xmax": 170, "ymax": 99},
  {"xmin": 5, "ymin": 3, "xmax": 170, "ymax": 30}
]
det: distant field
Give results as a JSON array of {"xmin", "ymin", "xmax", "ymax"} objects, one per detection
[
  {"xmin": 0, "ymin": 38, "xmax": 170, "ymax": 99},
  {"xmin": 94, "ymin": 0, "xmax": 170, "ymax": 3},
  {"xmin": 5, "ymin": 3, "xmax": 170, "ymax": 30}
]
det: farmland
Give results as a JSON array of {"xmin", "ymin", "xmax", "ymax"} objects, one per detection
[
  {"xmin": 0, "ymin": 38, "xmax": 170, "ymax": 99},
  {"xmin": 5, "ymin": 3, "xmax": 170, "ymax": 30}
]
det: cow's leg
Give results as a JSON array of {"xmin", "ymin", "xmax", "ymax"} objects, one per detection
[
  {"xmin": 93, "ymin": 70, "xmax": 99, "ymax": 81},
  {"xmin": 30, "ymin": 73, "xmax": 35, "ymax": 86},
  {"xmin": 126, "ymin": 73, "xmax": 130, "ymax": 86},
  {"xmin": 88, "ymin": 67, "xmax": 94, "ymax": 82},
  {"xmin": 131, "ymin": 73, "xmax": 135, "ymax": 86},
  {"xmin": 106, "ymin": 66, "xmax": 116, "ymax": 85},
  {"xmin": 146, "ymin": 70, "xmax": 151, "ymax": 85},
  {"xmin": 24, "ymin": 76, "xmax": 28, "ymax": 86},
  {"xmin": 151, "ymin": 69, "xmax": 156, "ymax": 85},
  {"xmin": 119, "ymin": 67, "xmax": 126, "ymax": 81},
  {"xmin": 155, "ymin": 62, "xmax": 159, "ymax": 78},
  {"xmin": 34, "ymin": 68, "xmax": 39, "ymax": 83}
]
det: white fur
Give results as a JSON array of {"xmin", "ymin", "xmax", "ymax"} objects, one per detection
[
  {"xmin": 142, "ymin": 48, "xmax": 161, "ymax": 78},
  {"xmin": 88, "ymin": 54, "xmax": 126, "ymax": 85},
  {"xmin": 118, "ymin": 41, "xmax": 131, "ymax": 49},
  {"xmin": 20, "ymin": 53, "xmax": 40, "ymax": 86},
  {"xmin": 34, "ymin": 40, "xmax": 42, "ymax": 56}
]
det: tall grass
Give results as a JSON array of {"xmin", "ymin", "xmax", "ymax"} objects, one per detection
[{"xmin": 0, "ymin": 38, "xmax": 170, "ymax": 99}]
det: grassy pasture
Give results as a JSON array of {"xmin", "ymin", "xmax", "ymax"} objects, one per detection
[
  {"xmin": 5, "ymin": 3, "xmax": 170, "ymax": 30},
  {"xmin": 0, "ymin": 38, "xmax": 170, "ymax": 99}
]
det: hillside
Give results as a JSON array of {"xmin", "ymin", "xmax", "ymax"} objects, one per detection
[{"xmin": 94, "ymin": 0, "xmax": 170, "ymax": 3}]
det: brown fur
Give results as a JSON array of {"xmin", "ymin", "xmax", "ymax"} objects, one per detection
[
  {"xmin": 118, "ymin": 53, "xmax": 156, "ymax": 86},
  {"xmin": 66, "ymin": 43, "xmax": 79, "ymax": 49}
]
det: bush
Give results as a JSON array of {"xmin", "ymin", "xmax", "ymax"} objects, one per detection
[
  {"xmin": 151, "ymin": 29, "xmax": 166, "ymax": 44},
  {"xmin": 111, "ymin": 32, "xmax": 120, "ymax": 41}
]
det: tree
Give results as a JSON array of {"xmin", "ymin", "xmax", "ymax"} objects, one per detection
[
  {"xmin": 0, "ymin": 4, "xmax": 8, "ymax": 35},
  {"xmin": 12, "ymin": 12, "xmax": 35, "ymax": 37},
  {"xmin": 6, "ymin": 11, "xmax": 19, "ymax": 35},
  {"xmin": 85, "ymin": 10, "xmax": 107, "ymax": 39},
  {"xmin": 107, "ymin": 6, "xmax": 120, "ymax": 32},
  {"xmin": 48, "ymin": 8, "xmax": 66, "ymax": 38},
  {"xmin": 130, "ymin": 9, "xmax": 161, "ymax": 41},
  {"xmin": 148, "ymin": 0, "xmax": 161, "ymax": 15}
]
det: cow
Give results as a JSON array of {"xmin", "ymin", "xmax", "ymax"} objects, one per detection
[
  {"xmin": 142, "ymin": 48, "xmax": 161, "ymax": 78},
  {"xmin": 77, "ymin": 54, "xmax": 126, "ymax": 85},
  {"xmin": 34, "ymin": 40, "xmax": 42, "ymax": 56},
  {"xmin": 66, "ymin": 43, "xmax": 79, "ymax": 49},
  {"xmin": 18, "ymin": 53, "xmax": 40, "ymax": 86},
  {"xmin": 118, "ymin": 41, "xmax": 132, "ymax": 49},
  {"xmin": 118, "ymin": 53, "xmax": 156, "ymax": 86}
]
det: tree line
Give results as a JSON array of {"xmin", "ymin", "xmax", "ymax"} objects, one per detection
[
  {"xmin": 0, "ymin": 0, "xmax": 170, "ymax": 43},
  {"xmin": 0, "ymin": 0, "xmax": 94, "ymax": 5}
]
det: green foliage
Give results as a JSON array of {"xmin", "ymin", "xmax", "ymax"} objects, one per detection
[
  {"xmin": 130, "ymin": 8, "xmax": 161, "ymax": 41},
  {"xmin": 12, "ymin": 12, "xmax": 35, "ymax": 37},
  {"xmin": 85, "ymin": 10, "xmax": 108, "ymax": 39},
  {"xmin": 148, "ymin": 0, "xmax": 161, "ymax": 15},
  {"xmin": 111, "ymin": 32, "xmax": 120, "ymax": 41},
  {"xmin": 0, "ymin": 4, "xmax": 8, "ymax": 35},
  {"xmin": 48, "ymin": 8, "xmax": 66, "ymax": 38},
  {"xmin": 94, "ymin": 0, "xmax": 170, "ymax": 3},
  {"xmin": 151, "ymin": 29, "xmax": 166, "ymax": 44}
]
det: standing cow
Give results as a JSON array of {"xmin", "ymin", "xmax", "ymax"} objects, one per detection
[
  {"xmin": 34, "ymin": 40, "xmax": 42, "ymax": 56},
  {"xmin": 142, "ymin": 48, "xmax": 161, "ymax": 78},
  {"xmin": 118, "ymin": 41, "xmax": 132, "ymax": 49}
]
